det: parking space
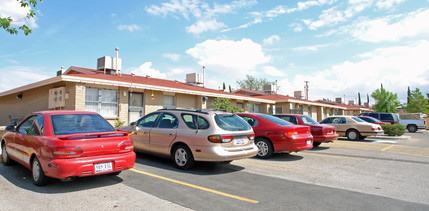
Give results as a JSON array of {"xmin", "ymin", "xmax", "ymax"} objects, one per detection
[{"xmin": 1, "ymin": 131, "xmax": 429, "ymax": 210}]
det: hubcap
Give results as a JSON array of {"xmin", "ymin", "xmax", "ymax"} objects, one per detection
[
  {"xmin": 32, "ymin": 160, "xmax": 40, "ymax": 181},
  {"xmin": 175, "ymin": 148, "xmax": 187, "ymax": 167},
  {"xmin": 256, "ymin": 141, "xmax": 268, "ymax": 156},
  {"xmin": 349, "ymin": 131, "xmax": 357, "ymax": 140},
  {"xmin": 2, "ymin": 145, "xmax": 7, "ymax": 161}
]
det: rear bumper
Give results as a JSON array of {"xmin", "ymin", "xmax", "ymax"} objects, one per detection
[
  {"xmin": 273, "ymin": 135, "xmax": 313, "ymax": 152},
  {"xmin": 191, "ymin": 144, "xmax": 259, "ymax": 162},
  {"xmin": 313, "ymin": 133, "xmax": 339, "ymax": 143},
  {"xmin": 39, "ymin": 152, "xmax": 136, "ymax": 179}
]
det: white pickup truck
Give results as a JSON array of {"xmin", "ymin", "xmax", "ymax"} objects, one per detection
[{"xmin": 398, "ymin": 118, "xmax": 427, "ymax": 133}]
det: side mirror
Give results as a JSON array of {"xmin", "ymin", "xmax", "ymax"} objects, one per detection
[
  {"xmin": 130, "ymin": 122, "xmax": 136, "ymax": 126},
  {"xmin": 5, "ymin": 125, "xmax": 15, "ymax": 132}
]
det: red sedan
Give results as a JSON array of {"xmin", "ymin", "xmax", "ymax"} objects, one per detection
[
  {"xmin": 357, "ymin": 116, "xmax": 391, "ymax": 125},
  {"xmin": 1, "ymin": 111, "xmax": 135, "ymax": 186},
  {"xmin": 237, "ymin": 113, "xmax": 313, "ymax": 158},
  {"xmin": 273, "ymin": 114, "xmax": 339, "ymax": 147}
]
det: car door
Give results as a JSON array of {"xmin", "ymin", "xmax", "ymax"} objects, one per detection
[
  {"xmin": 132, "ymin": 112, "xmax": 161, "ymax": 152},
  {"xmin": 149, "ymin": 113, "xmax": 178, "ymax": 156},
  {"xmin": 11, "ymin": 115, "xmax": 42, "ymax": 166}
]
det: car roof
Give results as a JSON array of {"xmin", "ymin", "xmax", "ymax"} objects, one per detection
[{"xmin": 34, "ymin": 110, "xmax": 99, "ymax": 115}]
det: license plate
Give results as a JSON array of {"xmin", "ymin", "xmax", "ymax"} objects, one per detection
[
  {"xmin": 306, "ymin": 140, "xmax": 312, "ymax": 145},
  {"xmin": 234, "ymin": 137, "xmax": 247, "ymax": 145},
  {"xmin": 94, "ymin": 162, "xmax": 113, "ymax": 173}
]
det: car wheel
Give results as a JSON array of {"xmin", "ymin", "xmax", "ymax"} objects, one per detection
[
  {"xmin": 360, "ymin": 136, "xmax": 367, "ymax": 140},
  {"xmin": 173, "ymin": 145, "xmax": 195, "ymax": 170},
  {"xmin": 346, "ymin": 129, "xmax": 360, "ymax": 141},
  {"xmin": 255, "ymin": 138, "xmax": 274, "ymax": 159},
  {"xmin": 407, "ymin": 125, "xmax": 417, "ymax": 133},
  {"xmin": 32, "ymin": 157, "xmax": 48, "ymax": 186},
  {"xmin": 313, "ymin": 142, "xmax": 321, "ymax": 147},
  {"xmin": 1, "ymin": 143, "xmax": 14, "ymax": 166}
]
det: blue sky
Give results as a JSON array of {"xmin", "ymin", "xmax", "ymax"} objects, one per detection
[{"xmin": 1, "ymin": 0, "xmax": 429, "ymax": 104}]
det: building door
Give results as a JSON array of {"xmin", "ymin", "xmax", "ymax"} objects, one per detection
[{"xmin": 128, "ymin": 92, "xmax": 144, "ymax": 124}]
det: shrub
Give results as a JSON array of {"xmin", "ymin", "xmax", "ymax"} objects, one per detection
[
  {"xmin": 381, "ymin": 124, "xmax": 406, "ymax": 136},
  {"xmin": 114, "ymin": 118, "xmax": 125, "ymax": 128}
]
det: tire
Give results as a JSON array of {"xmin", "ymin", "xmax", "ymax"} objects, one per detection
[
  {"xmin": 255, "ymin": 138, "xmax": 274, "ymax": 159},
  {"xmin": 407, "ymin": 125, "xmax": 417, "ymax": 133},
  {"xmin": 360, "ymin": 136, "xmax": 367, "ymax": 140},
  {"xmin": 1, "ymin": 142, "xmax": 14, "ymax": 166},
  {"xmin": 173, "ymin": 145, "xmax": 195, "ymax": 170},
  {"xmin": 346, "ymin": 129, "xmax": 360, "ymax": 141},
  {"xmin": 32, "ymin": 157, "xmax": 48, "ymax": 186},
  {"xmin": 313, "ymin": 142, "xmax": 321, "ymax": 147}
]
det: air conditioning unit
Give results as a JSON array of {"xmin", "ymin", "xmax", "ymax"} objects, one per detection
[
  {"xmin": 186, "ymin": 73, "xmax": 203, "ymax": 84},
  {"xmin": 264, "ymin": 84, "xmax": 275, "ymax": 94},
  {"xmin": 294, "ymin": 90, "xmax": 303, "ymax": 99},
  {"xmin": 97, "ymin": 56, "xmax": 122, "ymax": 73},
  {"xmin": 49, "ymin": 87, "xmax": 66, "ymax": 109}
]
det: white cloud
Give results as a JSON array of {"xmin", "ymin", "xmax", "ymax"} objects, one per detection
[
  {"xmin": 348, "ymin": 8, "xmax": 429, "ymax": 42},
  {"xmin": 0, "ymin": 0, "xmax": 38, "ymax": 28},
  {"xmin": 186, "ymin": 19, "xmax": 226, "ymax": 35},
  {"xmin": 145, "ymin": 0, "xmax": 203, "ymax": 19},
  {"xmin": 0, "ymin": 66, "xmax": 50, "ymax": 92},
  {"xmin": 130, "ymin": 62, "xmax": 166, "ymax": 79},
  {"xmin": 291, "ymin": 43, "xmax": 331, "ymax": 51},
  {"xmin": 281, "ymin": 40, "xmax": 429, "ymax": 102},
  {"xmin": 186, "ymin": 38, "xmax": 271, "ymax": 77},
  {"xmin": 263, "ymin": 35, "xmax": 280, "ymax": 45},
  {"xmin": 263, "ymin": 66, "xmax": 286, "ymax": 77},
  {"xmin": 118, "ymin": 24, "xmax": 141, "ymax": 32},
  {"xmin": 376, "ymin": 0, "xmax": 406, "ymax": 10},
  {"xmin": 290, "ymin": 23, "xmax": 303, "ymax": 32},
  {"xmin": 163, "ymin": 53, "xmax": 182, "ymax": 62}
]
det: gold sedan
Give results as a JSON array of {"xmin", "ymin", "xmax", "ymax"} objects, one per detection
[{"xmin": 319, "ymin": 116, "xmax": 384, "ymax": 140}]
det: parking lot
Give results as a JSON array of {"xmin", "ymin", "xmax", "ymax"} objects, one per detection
[{"xmin": 1, "ymin": 130, "xmax": 429, "ymax": 210}]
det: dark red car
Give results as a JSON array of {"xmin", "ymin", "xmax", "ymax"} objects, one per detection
[
  {"xmin": 357, "ymin": 116, "xmax": 391, "ymax": 125},
  {"xmin": 237, "ymin": 113, "xmax": 313, "ymax": 158},
  {"xmin": 1, "ymin": 111, "xmax": 136, "ymax": 186},
  {"xmin": 273, "ymin": 114, "xmax": 339, "ymax": 147}
]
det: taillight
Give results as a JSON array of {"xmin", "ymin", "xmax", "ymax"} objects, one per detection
[
  {"xmin": 119, "ymin": 140, "xmax": 134, "ymax": 152},
  {"xmin": 207, "ymin": 135, "xmax": 233, "ymax": 143},
  {"xmin": 52, "ymin": 146, "xmax": 83, "ymax": 159},
  {"xmin": 285, "ymin": 131, "xmax": 298, "ymax": 135},
  {"xmin": 249, "ymin": 134, "xmax": 255, "ymax": 140}
]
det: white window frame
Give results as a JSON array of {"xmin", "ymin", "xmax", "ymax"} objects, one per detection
[{"xmin": 85, "ymin": 87, "xmax": 118, "ymax": 117}]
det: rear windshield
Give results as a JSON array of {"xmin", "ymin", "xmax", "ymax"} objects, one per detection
[
  {"xmin": 300, "ymin": 115, "xmax": 319, "ymax": 125},
  {"xmin": 259, "ymin": 114, "xmax": 294, "ymax": 126},
  {"xmin": 51, "ymin": 114, "xmax": 116, "ymax": 135},
  {"xmin": 214, "ymin": 114, "xmax": 251, "ymax": 131},
  {"xmin": 352, "ymin": 117, "xmax": 365, "ymax": 122}
]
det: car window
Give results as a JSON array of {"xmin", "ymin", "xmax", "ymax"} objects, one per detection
[
  {"xmin": 137, "ymin": 113, "xmax": 160, "ymax": 128},
  {"xmin": 156, "ymin": 113, "xmax": 178, "ymax": 129},
  {"xmin": 258, "ymin": 114, "xmax": 294, "ymax": 126},
  {"xmin": 300, "ymin": 116, "xmax": 318, "ymax": 125},
  {"xmin": 368, "ymin": 113, "xmax": 378, "ymax": 118},
  {"xmin": 239, "ymin": 115, "xmax": 258, "ymax": 127},
  {"xmin": 339, "ymin": 117, "xmax": 347, "ymax": 124},
  {"xmin": 215, "ymin": 114, "xmax": 251, "ymax": 131},
  {"xmin": 320, "ymin": 118, "xmax": 333, "ymax": 124},
  {"xmin": 352, "ymin": 117, "xmax": 365, "ymax": 122},
  {"xmin": 17, "ymin": 115, "xmax": 38, "ymax": 135},
  {"xmin": 181, "ymin": 114, "xmax": 210, "ymax": 129},
  {"xmin": 279, "ymin": 116, "xmax": 297, "ymax": 124},
  {"xmin": 380, "ymin": 114, "xmax": 393, "ymax": 121},
  {"xmin": 51, "ymin": 114, "xmax": 116, "ymax": 135}
]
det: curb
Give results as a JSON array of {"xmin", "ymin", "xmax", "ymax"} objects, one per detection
[{"xmin": 371, "ymin": 135, "xmax": 411, "ymax": 140}]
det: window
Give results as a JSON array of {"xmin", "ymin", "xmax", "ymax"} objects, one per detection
[
  {"xmin": 258, "ymin": 114, "xmax": 294, "ymax": 126},
  {"xmin": 156, "ymin": 113, "xmax": 178, "ymax": 129},
  {"xmin": 17, "ymin": 115, "xmax": 39, "ymax": 135},
  {"xmin": 248, "ymin": 103, "xmax": 261, "ymax": 113},
  {"xmin": 291, "ymin": 104, "xmax": 303, "ymax": 114},
  {"xmin": 236, "ymin": 102, "xmax": 244, "ymax": 109},
  {"xmin": 301, "ymin": 116, "xmax": 318, "ymax": 125},
  {"xmin": 85, "ymin": 88, "xmax": 118, "ymax": 117},
  {"xmin": 181, "ymin": 114, "xmax": 210, "ymax": 129},
  {"xmin": 137, "ymin": 113, "xmax": 160, "ymax": 128},
  {"xmin": 278, "ymin": 115, "xmax": 297, "ymax": 124},
  {"xmin": 380, "ymin": 114, "xmax": 394, "ymax": 122},
  {"xmin": 215, "ymin": 114, "xmax": 251, "ymax": 131},
  {"xmin": 320, "ymin": 118, "xmax": 333, "ymax": 124},
  {"xmin": 275, "ymin": 106, "xmax": 283, "ymax": 114},
  {"xmin": 163, "ymin": 95, "xmax": 175, "ymax": 109},
  {"xmin": 308, "ymin": 106, "xmax": 312, "ymax": 116}
]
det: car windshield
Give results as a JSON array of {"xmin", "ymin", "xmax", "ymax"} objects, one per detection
[
  {"xmin": 259, "ymin": 114, "xmax": 294, "ymax": 126},
  {"xmin": 352, "ymin": 117, "xmax": 366, "ymax": 123},
  {"xmin": 51, "ymin": 114, "xmax": 116, "ymax": 135},
  {"xmin": 300, "ymin": 115, "xmax": 319, "ymax": 125},
  {"xmin": 214, "ymin": 114, "xmax": 251, "ymax": 131}
]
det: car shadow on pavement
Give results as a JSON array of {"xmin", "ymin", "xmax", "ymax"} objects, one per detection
[
  {"xmin": 248, "ymin": 153, "xmax": 304, "ymax": 162},
  {"xmin": 309, "ymin": 146, "xmax": 330, "ymax": 151},
  {"xmin": 0, "ymin": 163, "xmax": 124, "ymax": 193},
  {"xmin": 134, "ymin": 152, "xmax": 245, "ymax": 175}
]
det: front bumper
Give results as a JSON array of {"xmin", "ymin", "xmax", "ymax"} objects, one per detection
[{"xmin": 313, "ymin": 133, "xmax": 339, "ymax": 143}]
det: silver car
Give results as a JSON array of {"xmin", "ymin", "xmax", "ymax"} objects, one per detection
[{"xmin": 119, "ymin": 109, "xmax": 258, "ymax": 169}]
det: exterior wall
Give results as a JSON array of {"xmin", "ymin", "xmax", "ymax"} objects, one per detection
[
  {"xmin": 144, "ymin": 90, "xmax": 163, "ymax": 114},
  {"xmin": 118, "ymin": 87, "xmax": 129, "ymax": 123},
  {"xmin": 75, "ymin": 84, "xmax": 86, "ymax": 111},
  {"xmin": 176, "ymin": 93, "xmax": 196, "ymax": 109}
]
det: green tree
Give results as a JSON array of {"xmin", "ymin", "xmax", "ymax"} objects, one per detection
[
  {"xmin": 236, "ymin": 75, "xmax": 273, "ymax": 91},
  {"xmin": 406, "ymin": 88, "xmax": 429, "ymax": 114},
  {"xmin": 229, "ymin": 85, "xmax": 232, "ymax": 93},
  {"xmin": 211, "ymin": 98, "xmax": 243, "ymax": 113},
  {"xmin": 1, "ymin": 0, "xmax": 43, "ymax": 35},
  {"xmin": 371, "ymin": 84, "xmax": 400, "ymax": 112},
  {"xmin": 358, "ymin": 92, "xmax": 361, "ymax": 105},
  {"xmin": 407, "ymin": 86, "xmax": 411, "ymax": 104},
  {"xmin": 222, "ymin": 82, "xmax": 226, "ymax": 91}
]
